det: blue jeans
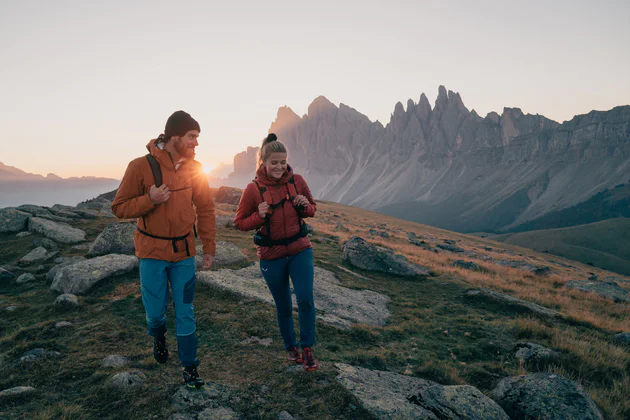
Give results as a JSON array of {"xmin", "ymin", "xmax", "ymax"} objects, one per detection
[
  {"xmin": 139, "ymin": 257, "xmax": 199, "ymax": 367},
  {"xmin": 260, "ymin": 248, "xmax": 316, "ymax": 349}
]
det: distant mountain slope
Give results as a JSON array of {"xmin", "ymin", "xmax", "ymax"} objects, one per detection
[
  {"xmin": 487, "ymin": 218, "xmax": 630, "ymax": 275},
  {"xmin": 225, "ymin": 87, "xmax": 630, "ymax": 233}
]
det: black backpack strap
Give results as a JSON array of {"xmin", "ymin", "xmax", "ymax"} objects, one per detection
[{"xmin": 146, "ymin": 154, "xmax": 162, "ymax": 187}]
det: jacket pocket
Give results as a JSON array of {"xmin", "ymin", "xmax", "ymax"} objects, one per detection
[{"xmin": 183, "ymin": 274, "xmax": 196, "ymax": 304}]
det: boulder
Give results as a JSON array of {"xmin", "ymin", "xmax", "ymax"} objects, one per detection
[
  {"xmin": 437, "ymin": 244, "xmax": 465, "ymax": 253},
  {"xmin": 33, "ymin": 237, "xmax": 57, "ymax": 250},
  {"xmin": 342, "ymin": 236, "xmax": 430, "ymax": 277},
  {"xmin": 46, "ymin": 256, "xmax": 87, "ymax": 281},
  {"xmin": 565, "ymin": 280, "xmax": 630, "ymax": 302},
  {"xmin": 368, "ymin": 229, "xmax": 389, "ymax": 238},
  {"xmin": 87, "ymin": 222, "xmax": 136, "ymax": 257},
  {"xmin": 54, "ymin": 293, "xmax": 79, "ymax": 309},
  {"xmin": 102, "ymin": 355, "xmax": 131, "ymax": 368},
  {"xmin": 195, "ymin": 242, "xmax": 246, "ymax": 269},
  {"xmin": 19, "ymin": 247, "xmax": 58, "ymax": 264},
  {"xmin": 213, "ymin": 186, "xmax": 243, "ymax": 205},
  {"xmin": 615, "ymin": 332, "xmax": 630, "ymax": 346},
  {"xmin": 491, "ymin": 373, "xmax": 603, "ymax": 420},
  {"xmin": 110, "ymin": 371, "xmax": 147, "ymax": 388},
  {"xmin": 451, "ymin": 260, "xmax": 482, "ymax": 271},
  {"xmin": 0, "ymin": 267, "xmax": 16, "ymax": 280},
  {"xmin": 16, "ymin": 273, "xmax": 37, "ymax": 284},
  {"xmin": 335, "ymin": 363, "xmax": 508, "ymax": 419},
  {"xmin": 531, "ymin": 266, "xmax": 552, "ymax": 276},
  {"xmin": 513, "ymin": 342, "xmax": 558, "ymax": 365},
  {"xmin": 16, "ymin": 231, "xmax": 32, "ymax": 237},
  {"xmin": 464, "ymin": 288, "xmax": 560, "ymax": 318},
  {"xmin": 18, "ymin": 348, "xmax": 62, "ymax": 364},
  {"xmin": 0, "ymin": 208, "xmax": 31, "ymax": 232},
  {"xmin": 0, "ymin": 386, "xmax": 36, "ymax": 398},
  {"xmin": 28, "ymin": 217, "xmax": 86, "ymax": 244},
  {"xmin": 51, "ymin": 254, "xmax": 139, "ymax": 295},
  {"xmin": 198, "ymin": 264, "xmax": 390, "ymax": 329}
]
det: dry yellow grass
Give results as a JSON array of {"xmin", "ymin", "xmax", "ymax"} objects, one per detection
[{"xmin": 310, "ymin": 200, "xmax": 630, "ymax": 333}]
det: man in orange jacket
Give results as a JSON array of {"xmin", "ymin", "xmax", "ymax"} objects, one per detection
[{"xmin": 112, "ymin": 110, "xmax": 216, "ymax": 388}]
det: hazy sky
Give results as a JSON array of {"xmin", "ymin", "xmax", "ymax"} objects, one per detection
[{"xmin": 1, "ymin": 0, "xmax": 629, "ymax": 179}]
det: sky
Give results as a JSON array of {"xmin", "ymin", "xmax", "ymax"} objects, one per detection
[{"xmin": 1, "ymin": 0, "xmax": 629, "ymax": 179}]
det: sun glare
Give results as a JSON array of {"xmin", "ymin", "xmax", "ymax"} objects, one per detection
[{"xmin": 202, "ymin": 164, "xmax": 213, "ymax": 174}]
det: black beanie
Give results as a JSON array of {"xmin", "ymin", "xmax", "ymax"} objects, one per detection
[{"xmin": 164, "ymin": 110, "xmax": 200, "ymax": 139}]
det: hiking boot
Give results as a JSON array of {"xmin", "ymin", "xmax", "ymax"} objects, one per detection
[
  {"xmin": 287, "ymin": 346, "xmax": 303, "ymax": 364},
  {"xmin": 182, "ymin": 365, "xmax": 205, "ymax": 389},
  {"xmin": 153, "ymin": 335, "xmax": 169, "ymax": 364},
  {"xmin": 302, "ymin": 347, "xmax": 319, "ymax": 371}
]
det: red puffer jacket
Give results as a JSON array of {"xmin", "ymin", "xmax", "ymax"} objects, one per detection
[{"xmin": 234, "ymin": 165, "xmax": 316, "ymax": 260}]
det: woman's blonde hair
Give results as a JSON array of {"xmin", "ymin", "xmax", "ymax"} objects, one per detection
[{"xmin": 257, "ymin": 133, "xmax": 288, "ymax": 169}]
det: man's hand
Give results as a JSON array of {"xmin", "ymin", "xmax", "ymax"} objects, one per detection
[
  {"xmin": 258, "ymin": 202, "xmax": 270, "ymax": 218},
  {"xmin": 202, "ymin": 254, "xmax": 214, "ymax": 270},
  {"xmin": 149, "ymin": 184, "xmax": 170, "ymax": 204}
]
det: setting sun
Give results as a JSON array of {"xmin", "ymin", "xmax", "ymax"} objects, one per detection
[{"xmin": 202, "ymin": 164, "xmax": 214, "ymax": 174}]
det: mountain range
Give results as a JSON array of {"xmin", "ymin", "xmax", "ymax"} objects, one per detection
[{"xmin": 224, "ymin": 86, "xmax": 630, "ymax": 233}]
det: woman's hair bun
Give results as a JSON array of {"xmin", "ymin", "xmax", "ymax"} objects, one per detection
[{"xmin": 265, "ymin": 133, "xmax": 278, "ymax": 143}]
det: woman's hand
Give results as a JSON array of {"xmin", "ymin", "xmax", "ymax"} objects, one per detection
[
  {"xmin": 258, "ymin": 202, "xmax": 270, "ymax": 218},
  {"xmin": 293, "ymin": 195, "xmax": 309, "ymax": 208}
]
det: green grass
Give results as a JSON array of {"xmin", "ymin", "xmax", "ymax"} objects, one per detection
[
  {"xmin": 486, "ymin": 218, "xmax": 630, "ymax": 275},
  {"xmin": 1, "ymin": 210, "xmax": 629, "ymax": 419}
]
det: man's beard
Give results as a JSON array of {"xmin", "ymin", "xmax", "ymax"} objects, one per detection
[{"xmin": 175, "ymin": 138, "xmax": 195, "ymax": 158}]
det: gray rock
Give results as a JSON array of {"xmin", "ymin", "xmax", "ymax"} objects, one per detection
[
  {"xmin": 54, "ymin": 293, "xmax": 79, "ymax": 309},
  {"xmin": 216, "ymin": 215, "xmax": 236, "ymax": 228},
  {"xmin": 342, "ymin": 236, "xmax": 430, "ymax": 277},
  {"xmin": 409, "ymin": 238, "xmax": 433, "ymax": 250},
  {"xmin": 16, "ymin": 231, "xmax": 32, "ymax": 237},
  {"xmin": 71, "ymin": 209, "xmax": 100, "ymax": 219},
  {"xmin": 241, "ymin": 336, "xmax": 273, "ymax": 346},
  {"xmin": 49, "ymin": 207, "xmax": 80, "ymax": 219},
  {"xmin": 565, "ymin": 280, "xmax": 630, "ymax": 302},
  {"xmin": 213, "ymin": 186, "xmax": 243, "ymax": 205},
  {"xmin": 198, "ymin": 264, "xmax": 391, "ymax": 329},
  {"xmin": 531, "ymin": 266, "xmax": 552, "ymax": 276},
  {"xmin": 36, "ymin": 265, "xmax": 46, "ymax": 273},
  {"xmin": 19, "ymin": 247, "xmax": 58, "ymax": 264},
  {"xmin": 50, "ymin": 254, "xmax": 139, "ymax": 295},
  {"xmin": 28, "ymin": 217, "xmax": 86, "ymax": 244},
  {"xmin": 464, "ymin": 288, "xmax": 560, "ymax": 318},
  {"xmin": 33, "ymin": 237, "xmax": 57, "ymax": 250},
  {"xmin": 368, "ymin": 229, "xmax": 389, "ymax": 238},
  {"xmin": 277, "ymin": 411, "xmax": 294, "ymax": 420},
  {"xmin": 615, "ymin": 332, "xmax": 630, "ymax": 346},
  {"xmin": 496, "ymin": 260, "xmax": 537, "ymax": 271},
  {"xmin": 54, "ymin": 321, "xmax": 73, "ymax": 328},
  {"xmin": 110, "ymin": 371, "xmax": 147, "ymax": 388},
  {"xmin": 588, "ymin": 274, "xmax": 598, "ymax": 281},
  {"xmin": 16, "ymin": 273, "xmax": 37, "ymax": 284},
  {"xmin": 0, "ymin": 208, "xmax": 31, "ymax": 232},
  {"xmin": 604, "ymin": 275, "xmax": 630, "ymax": 284},
  {"xmin": 87, "ymin": 222, "xmax": 136, "ymax": 257},
  {"xmin": 171, "ymin": 383, "xmax": 225, "ymax": 411},
  {"xmin": 196, "ymin": 242, "xmax": 246, "ymax": 269},
  {"xmin": 18, "ymin": 348, "xmax": 62, "ymax": 363},
  {"xmin": 72, "ymin": 243, "xmax": 91, "ymax": 251},
  {"xmin": 17, "ymin": 204, "xmax": 53, "ymax": 217},
  {"xmin": 335, "ymin": 363, "xmax": 508, "ymax": 419},
  {"xmin": 0, "ymin": 386, "xmax": 36, "ymax": 398},
  {"xmin": 514, "ymin": 342, "xmax": 558, "ymax": 365},
  {"xmin": 46, "ymin": 257, "xmax": 87, "ymax": 281},
  {"xmin": 198, "ymin": 407, "xmax": 240, "ymax": 420},
  {"xmin": 102, "ymin": 355, "xmax": 131, "ymax": 368},
  {"xmin": 451, "ymin": 260, "xmax": 482, "ymax": 271},
  {"xmin": 5, "ymin": 306, "xmax": 17, "ymax": 312},
  {"xmin": 436, "ymin": 244, "xmax": 465, "ymax": 253},
  {"xmin": 491, "ymin": 372, "xmax": 603, "ymax": 420},
  {"xmin": 0, "ymin": 267, "xmax": 16, "ymax": 280}
]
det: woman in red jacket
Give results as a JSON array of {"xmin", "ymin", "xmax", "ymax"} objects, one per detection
[{"xmin": 234, "ymin": 133, "xmax": 318, "ymax": 371}]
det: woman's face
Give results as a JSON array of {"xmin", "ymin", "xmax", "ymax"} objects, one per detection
[{"xmin": 264, "ymin": 152, "xmax": 288, "ymax": 179}]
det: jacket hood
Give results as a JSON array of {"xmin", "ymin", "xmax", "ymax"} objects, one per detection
[{"xmin": 255, "ymin": 164, "xmax": 295, "ymax": 186}]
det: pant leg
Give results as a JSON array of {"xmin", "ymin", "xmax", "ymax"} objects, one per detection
[
  {"xmin": 260, "ymin": 257, "xmax": 297, "ymax": 349},
  {"xmin": 139, "ymin": 258, "xmax": 170, "ymax": 337},
  {"xmin": 287, "ymin": 248, "xmax": 316, "ymax": 348},
  {"xmin": 169, "ymin": 257, "xmax": 199, "ymax": 367}
]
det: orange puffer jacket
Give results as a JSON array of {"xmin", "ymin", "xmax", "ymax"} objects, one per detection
[
  {"xmin": 234, "ymin": 165, "xmax": 316, "ymax": 260},
  {"xmin": 111, "ymin": 139, "xmax": 216, "ymax": 262}
]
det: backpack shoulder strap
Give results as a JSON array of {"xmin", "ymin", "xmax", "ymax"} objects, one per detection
[
  {"xmin": 146, "ymin": 154, "xmax": 162, "ymax": 187},
  {"xmin": 287, "ymin": 176, "xmax": 299, "ymax": 197}
]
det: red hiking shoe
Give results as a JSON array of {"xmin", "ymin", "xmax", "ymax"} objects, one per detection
[
  {"xmin": 287, "ymin": 346, "xmax": 303, "ymax": 364},
  {"xmin": 302, "ymin": 347, "xmax": 319, "ymax": 371}
]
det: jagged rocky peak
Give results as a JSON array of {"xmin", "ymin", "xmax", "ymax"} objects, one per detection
[
  {"xmin": 339, "ymin": 103, "xmax": 373, "ymax": 124},
  {"xmin": 270, "ymin": 106, "xmax": 301, "ymax": 132},
  {"xmin": 307, "ymin": 95, "xmax": 337, "ymax": 116},
  {"xmin": 486, "ymin": 111, "xmax": 500, "ymax": 123}
]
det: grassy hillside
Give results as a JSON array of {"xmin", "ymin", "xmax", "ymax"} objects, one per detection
[
  {"xmin": 1, "ymin": 201, "xmax": 629, "ymax": 419},
  {"xmin": 486, "ymin": 218, "xmax": 630, "ymax": 276}
]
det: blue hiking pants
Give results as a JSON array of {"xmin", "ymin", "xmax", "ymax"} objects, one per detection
[
  {"xmin": 260, "ymin": 248, "xmax": 316, "ymax": 349},
  {"xmin": 139, "ymin": 257, "xmax": 199, "ymax": 367}
]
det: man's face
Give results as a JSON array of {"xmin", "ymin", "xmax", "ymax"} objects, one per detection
[{"xmin": 174, "ymin": 130, "xmax": 199, "ymax": 159}]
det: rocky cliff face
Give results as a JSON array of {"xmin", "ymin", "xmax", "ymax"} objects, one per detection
[{"xmin": 227, "ymin": 87, "xmax": 630, "ymax": 232}]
